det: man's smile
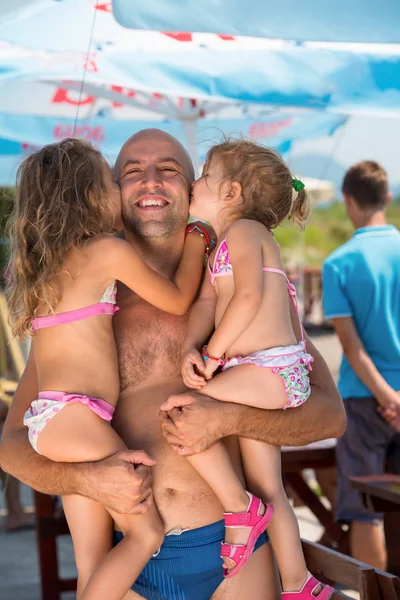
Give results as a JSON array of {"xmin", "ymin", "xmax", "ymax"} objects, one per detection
[{"xmin": 134, "ymin": 195, "xmax": 171, "ymax": 210}]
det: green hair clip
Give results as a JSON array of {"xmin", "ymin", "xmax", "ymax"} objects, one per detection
[{"xmin": 293, "ymin": 178, "xmax": 305, "ymax": 192}]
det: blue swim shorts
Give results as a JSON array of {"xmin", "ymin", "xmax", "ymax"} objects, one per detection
[
  {"xmin": 336, "ymin": 396, "xmax": 400, "ymax": 524},
  {"xmin": 113, "ymin": 518, "xmax": 269, "ymax": 600}
]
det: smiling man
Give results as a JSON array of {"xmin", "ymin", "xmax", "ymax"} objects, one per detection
[{"xmin": 0, "ymin": 129, "xmax": 345, "ymax": 600}]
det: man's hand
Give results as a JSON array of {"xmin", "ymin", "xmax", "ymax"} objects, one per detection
[
  {"xmin": 86, "ymin": 450, "xmax": 156, "ymax": 515},
  {"xmin": 379, "ymin": 406, "xmax": 400, "ymax": 432},
  {"xmin": 181, "ymin": 348, "xmax": 206, "ymax": 389},
  {"xmin": 378, "ymin": 391, "xmax": 400, "ymax": 432},
  {"xmin": 159, "ymin": 392, "xmax": 237, "ymax": 456}
]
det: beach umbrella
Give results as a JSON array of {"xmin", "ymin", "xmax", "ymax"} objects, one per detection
[
  {"xmin": 1, "ymin": 4, "xmax": 400, "ymax": 117},
  {"xmin": 0, "ymin": 77, "xmax": 346, "ymax": 184},
  {"xmin": 113, "ymin": 0, "xmax": 400, "ymax": 44}
]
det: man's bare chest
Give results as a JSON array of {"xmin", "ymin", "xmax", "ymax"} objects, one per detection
[{"xmin": 114, "ymin": 292, "xmax": 188, "ymax": 391}]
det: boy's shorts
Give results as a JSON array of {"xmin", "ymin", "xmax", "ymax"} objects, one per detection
[{"xmin": 336, "ymin": 396, "xmax": 400, "ymax": 524}]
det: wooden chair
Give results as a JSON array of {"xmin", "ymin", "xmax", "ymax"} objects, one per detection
[
  {"xmin": 302, "ymin": 539, "xmax": 400, "ymax": 600},
  {"xmin": 34, "ymin": 491, "xmax": 76, "ymax": 600},
  {"xmin": 282, "ymin": 440, "xmax": 349, "ymax": 553}
]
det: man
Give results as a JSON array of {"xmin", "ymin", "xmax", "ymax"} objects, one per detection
[
  {"xmin": 323, "ymin": 160, "xmax": 400, "ymax": 570},
  {"xmin": 0, "ymin": 129, "xmax": 344, "ymax": 599}
]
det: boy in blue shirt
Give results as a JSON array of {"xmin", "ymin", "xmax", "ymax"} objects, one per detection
[{"xmin": 323, "ymin": 161, "xmax": 400, "ymax": 570}]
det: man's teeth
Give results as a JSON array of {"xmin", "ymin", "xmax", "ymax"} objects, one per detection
[{"xmin": 137, "ymin": 199, "xmax": 168, "ymax": 207}]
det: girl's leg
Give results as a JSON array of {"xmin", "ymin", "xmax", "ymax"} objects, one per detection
[
  {"xmin": 185, "ymin": 366, "xmax": 287, "ymax": 572},
  {"xmin": 187, "ymin": 442, "xmax": 257, "ymax": 571},
  {"xmin": 239, "ymin": 438, "xmax": 311, "ymax": 594},
  {"xmin": 36, "ymin": 403, "xmax": 164, "ymax": 600},
  {"xmin": 82, "ymin": 503, "xmax": 164, "ymax": 600},
  {"xmin": 62, "ymin": 495, "xmax": 113, "ymax": 598},
  {"xmin": 200, "ymin": 363, "xmax": 288, "ymax": 409}
]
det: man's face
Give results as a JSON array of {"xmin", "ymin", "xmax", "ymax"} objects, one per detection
[{"xmin": 117, "ymin": 133, "xmax": 193, "ymax": 239}]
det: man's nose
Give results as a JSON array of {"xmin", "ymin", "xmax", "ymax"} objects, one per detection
[{"xmin": 142, "ymin": 166, "xmax": 162, "ymax": 188}]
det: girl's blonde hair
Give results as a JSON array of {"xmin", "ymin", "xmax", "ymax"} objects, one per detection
[
  {"xmin": 205, "ymin": 139, "xmax": 310, "ymax": 230},
  {"xmin": 7, "ymin": 138, "xmax": 111, "ymax": 339}
]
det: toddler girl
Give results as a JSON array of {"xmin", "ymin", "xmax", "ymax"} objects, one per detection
[
  {"xmin": 161, "ymin": 140, "xmax": 334, "ymax": 599},
  {"xmin": 7, "ymin": 138, "xmax": 210, "ymax": 600}
]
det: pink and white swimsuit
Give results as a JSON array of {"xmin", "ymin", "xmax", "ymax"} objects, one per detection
[
  {"xmin": 209, "ymin": 238, "xmax": 313, "ymax": 410},
  {"xmin": 24, "ymin": 281, "xmax": 118, "ymax": 453}
]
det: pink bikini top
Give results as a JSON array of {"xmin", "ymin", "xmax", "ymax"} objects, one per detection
[
  {"xmin": 31, "ymin": 281, "xmax": 119, "ymax": 331},
  {"xmin": 208, "ymin": 238, "xmax": 305, "ymax": 342}
]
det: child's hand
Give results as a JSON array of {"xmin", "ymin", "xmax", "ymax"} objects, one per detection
[
  {"xmin": 181, "ymin": 348, "xmax": 206, "ymax": 389},
  {"xmin": 202, "ymin": 358, "xmax": 219, "ymax": 381}
]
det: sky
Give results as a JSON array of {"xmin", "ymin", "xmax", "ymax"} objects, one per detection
[{"xmin": 291, "ymin": 115, "xmax": 400, "ymax": 197}]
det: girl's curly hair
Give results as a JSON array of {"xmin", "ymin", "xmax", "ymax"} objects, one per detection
[{"xmin": 7, "ymin": 138, "xmax": 112, "ymax": 339}]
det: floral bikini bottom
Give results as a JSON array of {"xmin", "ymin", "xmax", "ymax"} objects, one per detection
[{"xmin": 222, "ymin": 341, "xmax": 314, "ymax": 409}]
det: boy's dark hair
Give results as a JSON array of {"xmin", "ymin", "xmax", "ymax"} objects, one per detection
[{"xmin": 342, "ymin": 160, "xmax": 388, "ymax": 210}]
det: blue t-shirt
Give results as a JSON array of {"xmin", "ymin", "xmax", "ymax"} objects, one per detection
[{"xmin": 323, "ymin": 225, "xmax": 400, "ymax": 400}]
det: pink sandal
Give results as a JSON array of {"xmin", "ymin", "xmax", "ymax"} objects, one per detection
[
  {"xmin": 220, "ymin": 492, "xmax": 274, "ymax": 578},
  {"xmin": 282, "ymin": 572, "xmax": 334, "ymax": 599}
]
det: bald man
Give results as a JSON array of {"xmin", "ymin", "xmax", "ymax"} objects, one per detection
[{"xmin": 0, "ymin": 130, "xmax": 345, "ymax": 599}]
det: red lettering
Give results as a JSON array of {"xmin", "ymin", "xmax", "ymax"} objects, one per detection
[
  {"xmin": 52, "ymin": 87, "xmax": 95, "ymax": 107},
  {"xmin": 53, "ymin": 124, "xmax": 73, "ymax": 139},
  {"xmin": 95, "ymin": 3, "xmax": 112, "ymax": 12},
  {"xmin": 83, "ymin": 58, "xmax": 98, "ymax": 73},
  {"xmin": 162, "ymin": 32, "xmax": 235, "ymax": 42},
  {"xmin": 163, "ymin": 32, "xmax": 193, "ymax": 42},
  {"xmin": 109, "ymin": 86, "xmax": 136, "ymax": 107},
  {"xmin": 52, "ymin": 85, "xmax": 141, "ymax": 110},
  {"xmin": 53, "ymin": 124, "xmax": 105, "ymax": 144},
  {"xmin": 21, "ymin": 142, "xmax": 39, "ymax": 152},
  {"xmin": 249, "ymin": 118, "xmax": 293, "ymax": 140}
]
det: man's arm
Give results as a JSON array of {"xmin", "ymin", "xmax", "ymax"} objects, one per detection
[
  {"xmin": 0, "ymin": 349, "xmax": 155, "ymax": 514},
  {"xmin": 160, "ymin": 332, "xmax": 346, "ymax": 455},
  {"xmin": 332, "ymin": 316, "xmax": 400, "ymax": 410}
]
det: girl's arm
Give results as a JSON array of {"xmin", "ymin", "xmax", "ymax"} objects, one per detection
[
  {"xmin": 102, "ymin": 231, "xmax": 206, "ymax": 315},
  {"xmin": 183, "ymin": 275, "xmax": 217, "ymax": 353},
  {"xmin": 180, "ymin": 275, "xmax": 217, "ymax": 389},
  {"xmin": 206, "ymin": 220, "xmax": 263, "ymax": 359}
]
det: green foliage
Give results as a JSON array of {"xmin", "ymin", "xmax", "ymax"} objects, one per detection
[{"xmin": 275, "ymin": 198, "xmax": 400, "ymax": 267}]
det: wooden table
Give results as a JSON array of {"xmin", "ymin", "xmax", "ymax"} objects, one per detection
[
  {"xmin": 351, "ymin": 475, "xmax": 400, "ymax": 513},
  {"xmin": 282, "ymin": 438, "xmax": 348, "ymax": 553},
  {"xmin": 351, "ymin": 475, "xmax": 400, "ymax": 576}
]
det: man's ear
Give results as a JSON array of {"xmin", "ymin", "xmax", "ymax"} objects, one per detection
[
  {"xmin": 343, "ymin": 192, "xmax": 351, "ymax": 206},
  {"xmin": 385, "ymin": 192, "xmax": 392, "ymax": 207},
  {"xmin": 343, "ymin": 192, "xmax": 353, "ymax": 210}
]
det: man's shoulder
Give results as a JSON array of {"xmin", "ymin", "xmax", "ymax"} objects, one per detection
[{"xmin": 324, "ymin": 238, "xmax": 356, "ymax": 271}]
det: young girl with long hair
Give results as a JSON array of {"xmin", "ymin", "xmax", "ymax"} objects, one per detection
[
  {"xmin": 161, "ymin": 140, "xmax": 334, "ymax": 599},
  {"xmin": 7, "ymin": 138, "xmax": 211, "ymax": 600}
]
